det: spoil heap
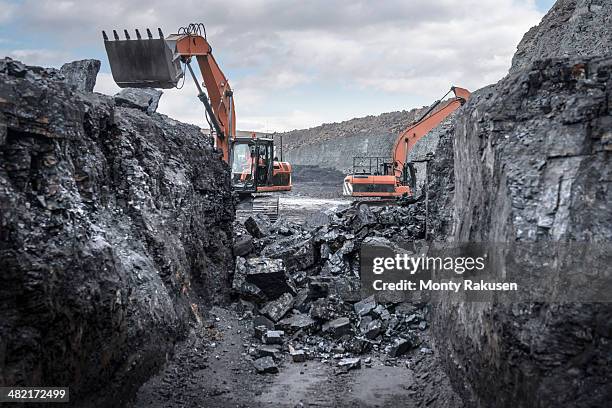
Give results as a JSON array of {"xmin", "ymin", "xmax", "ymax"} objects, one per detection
[{"xmin": 233, "ymin": 201, "xmax": 430, "ymax": 374}]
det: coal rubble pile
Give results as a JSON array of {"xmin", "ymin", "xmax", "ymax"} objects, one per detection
[{"xmin": 232, "ymin": 203, "xmax": 430, "ymax": 374}]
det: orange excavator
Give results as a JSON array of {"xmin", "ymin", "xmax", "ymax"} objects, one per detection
[
  {"xmin": 103, "ymin": 23, "xmax": 292, "ymax": 198},
  {"xmin": 343, "ymin": 86, "xmax": 470, "ymax": 199}
]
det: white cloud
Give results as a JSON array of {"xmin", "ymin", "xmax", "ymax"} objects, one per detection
[
  {"xmin": 3, "ymin": 0, "xmax": 544, "ymax": 131},
  {"xmin": 3, "ymin": 49, "xmax": 72, "ymax": 67},
  {"xmin": 0, "ymin": 1, "xmax": 16, "ymax": 23},
  {"xmin": 93, "ymin": 72, "xmax": 121, "ymax": 95}
]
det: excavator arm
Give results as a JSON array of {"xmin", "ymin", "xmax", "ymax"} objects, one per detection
[
  {"xmin": 343, "ymin": 86, "xmax": 470, "ymax": 198},
  {"xmin": 392, "ymin": 86, "xmax": 470, "ymax": 179},
  {"xmin": 103, "ymin": 24, "xmax": 235, "ymax": 162}
]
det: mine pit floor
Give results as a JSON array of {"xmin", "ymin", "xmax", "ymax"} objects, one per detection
[{"xmin": 130, "ymin": 307, "xmax": 463, "ymax": 408}]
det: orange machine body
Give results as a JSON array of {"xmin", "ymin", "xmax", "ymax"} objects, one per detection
[{"xmin": 343, "ymin": 87, "xmax": 470, "ymax": 198}]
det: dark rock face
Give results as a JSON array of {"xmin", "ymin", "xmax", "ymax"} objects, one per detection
[
  {"xmin": 114, "ymin": 88, "xmax": 163, "ymax": 114},
  {"xmin": 60, "ymin": 59, "xmax": 101, "ymax": 92},
  {"xmin": 276, "ymin": 109, "xmax": 426, "ymax": 173},
  {"xmin": 0, "ymin": 58, "xmax": 234, "ymax": 406},
  {"xmin": 430, "ymin": 57, "xmax": 612, "ymax": 407},
  {"xmin": 511, "ymin": 0, "xmax": 612, "ymax": 73}
]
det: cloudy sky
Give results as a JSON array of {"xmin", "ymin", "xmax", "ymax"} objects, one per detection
[{"xmin": 0, "ymin": 0, "xmax": 555, "ymax": 132}]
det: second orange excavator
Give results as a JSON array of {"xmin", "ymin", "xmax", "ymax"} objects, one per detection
[
  {"xmin": 343, "ymin": 86, "xmax": 470, "ymax": 199},
  {"xmin": 103, "ymin": 23, "xmax": 292, "ymax": 197}
]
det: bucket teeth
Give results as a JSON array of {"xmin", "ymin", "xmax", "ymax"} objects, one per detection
[{"xmin": 103, "ymin": 25, "xmax": 183, "ymax": 88}]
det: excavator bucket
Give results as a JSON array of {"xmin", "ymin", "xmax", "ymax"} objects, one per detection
[{"xmin": 102, "ymin": 28, "xmax": 183, "ymax": 89}]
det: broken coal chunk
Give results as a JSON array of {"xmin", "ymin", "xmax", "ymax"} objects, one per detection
[
  {"xmin": 322, "ymin": 317, "xmax": 352, "ymax": 339},
  {"xmin": 262, "ymin": 234, "xmax": 317, "ymax": 272},
  {"xmin": 292, "ymin": 288, "xmax": 310, "ymax": 313},
  {"xmin": 253, "ymin": 356, "xmax": 279, "ymax": 374},
  {"xmin": 290, "ymin": 349, "xmax": 307, "ymax": 362},
  {"xmin": 234, "ymin": 235, "xmax": 254, "ymax": 257},
  {"xmin": 363, "ymin": 319, "xmax": 382, "ymax": 340},
  {"xmin": 259, "ymin": 293, "xmax": 294, "ymax": 322},
  {"xmin": 243, "ymin": 257, "xmax": 295, "ymax": 298},
  {"xmin": 332, "ymin": 276, "xmax": 361, "ymax": 302},
  {"xmin": 373, "ymin": 304, "xmax": 391, "ymax": 320},
  {"xmin": 256, "ymin": 345, "xmax": 282, "ymax": 360},
  {"xmin": 60, "ymin": 59, "xmax": 101, "ymax": 92},
  {"xmin": 354, "ymin": 295, "xmax": 377, "ymax": 316},
  {"xmin": 277, "ymin": 313, "xmax": 316, "ymax": 332},
  {"xmin": 388, "ymin": 337, "xmax": 415, "ymax": 357},
  {"xmin": 262, "ymin": 330, "xmax": 284, "ymax": 345},
  {"xmin": 307, "ymin": 277, "xmax": 330, "ymax": 300},
  {"xmin": 344, "ymin": 337, "xmax": 372, "ymax": 355},
  {"xmin": 338, "ymin": 357, "xmax": 361, "ymax": 370},
  {"xmin": 254, "ymin": 325, "xmax": 268, "ymax": 340},
  {"xmin": 245, "ymin": 214, "xmax": 271, "ymax": 238},
  {"xmin": 232, "ymin": 257, "xmax": 267, "ymax": 302},
  {"xmin": 253, "ymin": 315, "xmax": 275, "ymax": 330},
  {"xmin": 115, "ymin": 88, "xmax": 163, "ymax": 114}
]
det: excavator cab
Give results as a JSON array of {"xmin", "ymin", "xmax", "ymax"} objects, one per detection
[{"xmin": 231, "ymin": 138, "xmax": 291, "ymax": 194}]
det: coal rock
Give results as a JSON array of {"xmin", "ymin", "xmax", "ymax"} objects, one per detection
[
  {"xmin": 260, "ymin": 293, "xmax": 294, "ymax": 322},
  {"xmin": 253, "ymin": 315, "xmax": 275, "ymax": 330},
  {"xmin": 388, "ymin": 337, "xmax": 415, "ymax": 357},
  {"xmin": 322, "ymin": 317, "xmax": 352, "ymax": 339},
  {"xmin": 363, "ymin": 319, "xmax": 382, "ymax": 340},
  {"xmin": 290, "ymin": 349, "xmax": 307, "ymax": 363},
  {"xmin": 373, "ymin": 304, "xmax": 391, "ymax": 320},
  {"xmin": 354, "ymin": 295, "xmax": 377, "ymax": 316},
  {"xmin": 262, "ymin": 234, "xmax": 317, "ymax": 272},
  {"xmin": 232, "ymin": 257, "xmax": 267, "ymax": 301},
  {"xmin": 277, "ymin": 313, "xmax": 316, "ymax": 332},
  {"xmin": 254, "ymin": 325, "xmax": 268, "ymax": 340},
  {"xmin": 115, "ymin": 88, "xmax": 163, "ymax": 114},
  {"xmin": 307, "ymin": 278, "xmax": 330, "ymax": 299},
  {"xmin": 234, "ymin": 235, "xmax": 254, "ymax": 257},
  {"xmin": 338, "ymin": 357, "xmax": 361, "ymax": 370},
  {"xmin": 262, "ymin": 330, "xmax": 285, "ymax": 345},
  {"xmin": 60, "ymin": 59, "xmax": 100, "ymax": 92},
  {"xmin": 256, "ymin": 345, "xmax": 282, "ymax": 360},
  {"xmin": 253, "ymin": 357, "xmax": 278, "ymax": 374},
  {"xmin": 243, "ymin": 257, "xmax": 295, "ymax": 298},
  {"xmin": 344, "ymin": 337, "xmax": 372, "ymax": 355},
  {"xmin": 245, "ymin": 214, "xmax": 271, "ymax": 238}
]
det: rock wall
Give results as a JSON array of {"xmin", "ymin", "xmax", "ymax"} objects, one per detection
[
  {"xmin": 276, "ymin": 109, "xmax": 423, "ymax": 173},
  {"xmin": 0, "ymin": 59, "xmax": 234, "ymax": 407},
  {"xmin": 425, "ymin": 3, "xmax": 612, "ymax": 403},
  {"xmin": 511, "ymin": 0, "xmax": 612, "ymax": 73}
]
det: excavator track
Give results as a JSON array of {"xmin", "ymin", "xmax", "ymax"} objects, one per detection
[{"xmin": 236, "ymin": 195, "xmax": 280, "ymax": 222}]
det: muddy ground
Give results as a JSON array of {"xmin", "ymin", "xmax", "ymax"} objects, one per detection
[{"xmin": 131, "ymin": 307, "xmax": 462, "ymax": 408}]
